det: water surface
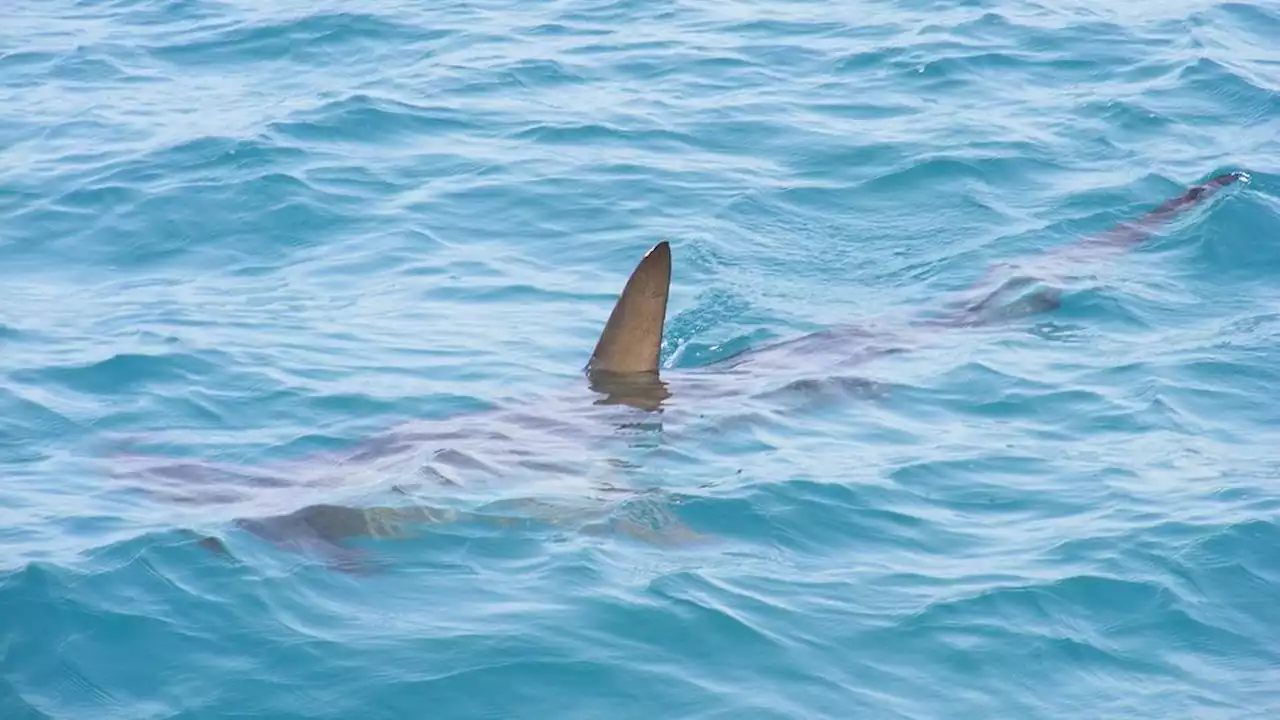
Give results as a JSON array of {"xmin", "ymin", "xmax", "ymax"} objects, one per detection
[{"xmin": 2, "ymin": 0, "xmax": 1279, "ymax": 717}]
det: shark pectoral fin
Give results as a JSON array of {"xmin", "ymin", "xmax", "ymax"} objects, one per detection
[{"xmin": 586, "ymin": 241, "xmax": 671, "ymax": 375}]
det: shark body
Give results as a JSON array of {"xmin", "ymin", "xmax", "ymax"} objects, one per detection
[{"xmin": 110, "ymin": 172, "xmax": 1244, "ymax": 569}]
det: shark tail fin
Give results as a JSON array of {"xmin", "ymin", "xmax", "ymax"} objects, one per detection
[{"xmin": 586, "ymin": 241, "xmax": 671, "ymax": 375}]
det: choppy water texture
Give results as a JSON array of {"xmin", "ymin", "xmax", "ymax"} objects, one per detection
[{"xmin": 3, "ymin": 0, "xmax": 1280, "ymax": 717}]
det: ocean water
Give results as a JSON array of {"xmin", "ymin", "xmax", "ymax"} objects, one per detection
[{"xmin": 2, "ymin": 0, "xmax": 1279, "ymax": 717}]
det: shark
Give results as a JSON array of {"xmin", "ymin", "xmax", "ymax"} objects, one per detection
[{"xmin": 108, "ymin": 171, "xmax": 1245, "ymax": 570}]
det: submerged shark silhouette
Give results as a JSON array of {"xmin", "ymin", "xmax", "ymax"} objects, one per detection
[{"xmin": 113, "ymin": 171, "xmax": 1245, "ymax": 570}]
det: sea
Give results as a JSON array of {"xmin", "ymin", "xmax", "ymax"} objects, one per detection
[{"xmin": 2, "ymin": 0, "xmax": 1279, "ymax": 718}]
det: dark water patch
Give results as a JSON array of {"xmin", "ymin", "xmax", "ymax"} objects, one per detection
[
  {"xmin": 510, "ymin": 122, "xmax": 695, "ymax": 152},
  {"xmin": 269, "ymin": 94, "xmax": 483, "ymax": 146},
  {"xmin": 0, "ymin": 388, "xmax": 82, "ymax": 455},
  {"xmin": 14, "ymin": 352, "xmax": 221, "ymax": 397},
  {"xmin": 94, "ymin": 0, "xmax": 238, "ymax": 27},
  {"xmin": 0, "ymin": 50, "xmax": 58, "ymax": 89},
  {"xmin": 64, "ymin": 169, "xmax": 368, "ymax": 270},
  {"xmin": 2, "ymin": 136, "xmax": 330, "ymax": 273},
  {"xmin": 503, "ymin": 58, "xmax": 587, "ymax": 88},
  {"xmin": 557, "ymin": 0, "xmax": 680, "ymax": 25},
  {"xmin": 888, "ymin": 454, "xmax": 1082, "ymax": 515},
  {"xmin": 145, "ymin": 12, "xmax": 444, "ymax": 67},
  {"xmin": 525, "ymin": 22, "xmax": 614, "ymax": 39},
  {"xmin": 1215, "ymin": 2, "xmax": 1280, "ymax": 53},
  {"xmin": 722, "ymin": 479, "xmax": 976, "ymax": 558},
  {"xmin": 46, "ymin": 50, "xmax": 142, "ymax": 85}
]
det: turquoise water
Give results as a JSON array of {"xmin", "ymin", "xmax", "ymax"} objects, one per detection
[{"xmin": 3, "ymin": 0, "xmax": 1280, "ymax": 716}]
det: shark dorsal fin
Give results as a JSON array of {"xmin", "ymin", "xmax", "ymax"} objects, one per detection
[{"xmin": 586, "ymin": 241, "xmax": 671, "ymax": 375}]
